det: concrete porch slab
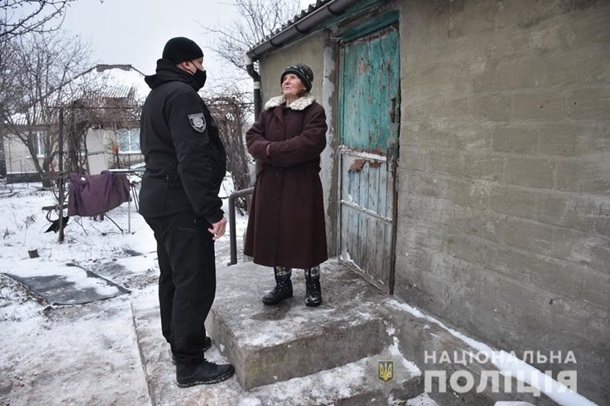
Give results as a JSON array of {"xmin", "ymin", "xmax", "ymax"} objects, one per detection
[{"xmin": 206, "ymin": 258, "xmax": 392, "ymax": 389}]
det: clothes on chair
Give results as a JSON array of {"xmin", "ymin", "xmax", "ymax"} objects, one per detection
[{"xmin": 67, "ymin": 171, "xmax": 130, "ymax": 217}]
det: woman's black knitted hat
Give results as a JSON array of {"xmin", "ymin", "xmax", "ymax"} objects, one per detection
[{"xmin": 281, "ymin": 63, "xmax": 313, "ymax": 92}]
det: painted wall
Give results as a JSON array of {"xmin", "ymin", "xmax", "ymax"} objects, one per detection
[
  {"xmin": 85, "ymin": 128, "xmax": 144, "ymax": 174},
  {"xmin": 2, "ymin": 128, "xmax": 144, "ymax": 182},
  {"xmin": 396, "ymin": 1, "xmax": 609, "ymax": 404},
  {"xmin": 258, "ymin": 32, "xmax": 339, "ymax": 254},
  {"xmin": 3, "ymin": 135, "xmax": 39, "ymax": 177},
  {"xmin": 87, "ymin": 129, "xmax": 112, "ymax": 174}
]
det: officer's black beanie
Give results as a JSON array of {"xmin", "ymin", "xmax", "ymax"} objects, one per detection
[{"xmin": 162, "ymin": 37, "xmax": 203, "ymax": 64}]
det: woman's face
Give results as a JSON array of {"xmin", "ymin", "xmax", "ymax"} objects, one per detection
[{"xmin": 281, "ymin": 74, "xmax": 306, "ymax": 99}]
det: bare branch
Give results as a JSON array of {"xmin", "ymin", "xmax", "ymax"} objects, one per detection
[
  {"xmin": 0, "ymin": 0, "xmax": 78, "ymax": 40},
  {"xmin": 0, "ymin": 31, "xmax": 144, "ymax": 183},
  {"xmin": 201, "ymin": 0, "xmax": 302, "ymax": 72}
]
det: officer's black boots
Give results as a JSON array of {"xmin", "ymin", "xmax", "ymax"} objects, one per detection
[
  {"xmin": 262, "ymin": 267, "xmax": 293, "ymax": 305},
  {"xmin": 176, "ymin": 360, "xmax": 234, "ymax": 387},
  {"xmin": 304, "ymin": 266, "xmax": 322, "ymax": 307}
]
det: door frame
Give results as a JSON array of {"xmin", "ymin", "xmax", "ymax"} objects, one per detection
[{"xmin": 335, "ymin": 17, "xmax": 400, "ymax": 294}]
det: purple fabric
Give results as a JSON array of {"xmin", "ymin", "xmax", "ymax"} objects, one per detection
[{"xmin": 67, "ymin": 171, "xmax": 130, "ymax": 217}]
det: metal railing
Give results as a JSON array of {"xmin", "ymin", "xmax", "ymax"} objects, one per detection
[{"xmin": 227, "ymin": 187, "xmax": 254, "ymax": 266}]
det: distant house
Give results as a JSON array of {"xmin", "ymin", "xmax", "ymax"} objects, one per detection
[
  {"xmin": 2, "ymin": 64, "xmax": 148, "ymax": 183},
  {"xmin": 2, "ymin": 124, "xmax": 50, "ymax": 183},
  {"xmin": 245, "ymin": 1, "xmax": 610, "ymax": 404}
]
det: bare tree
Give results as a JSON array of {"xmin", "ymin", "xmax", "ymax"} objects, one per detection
[
  {"xmin": 0, "ymin": 1, "xmax": 73, "ymax": 179},
  {"xmin": 0, "ymin": 32, "xmax": 90, "ymax": 185},
  {"xmin": 200, "ymin": 0, "xmax": 303, "ymax": 208},
  {"xmin": 0, "ymin": 0, "xmax": 77, "ymax": 40},
  {"xmin": 62, "ymin": 84, "xmax": 142, "ymax": 175},
  {"xmin": 207, "ymin": 92, "xmax": 253, "ymax": 212},
  {"xmin": 204, "ymin": 0, "xmax": 303, "ymax": 72},
  {"xmin": 0, "ymin": 31, "xmax": 141, "ymax": 185}
]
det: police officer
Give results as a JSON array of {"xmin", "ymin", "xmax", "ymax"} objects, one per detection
[{"xmin": 138, "ymin": 37, "xmax": 234, "ymax": 387}]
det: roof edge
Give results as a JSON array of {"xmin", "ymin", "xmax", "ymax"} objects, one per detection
[{"xmin": 246, "ymin": 0, "xmax": 360, "ymax": 60}]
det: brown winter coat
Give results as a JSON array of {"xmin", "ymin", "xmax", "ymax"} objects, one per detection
[{"xmin": 244, "ymin": 94, "xmax": 328, "ymax": 269}]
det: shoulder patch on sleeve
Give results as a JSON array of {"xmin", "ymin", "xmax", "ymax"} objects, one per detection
[{"xmin": 188, "ymin": 113, "xmax": 206, "ymax": 133}]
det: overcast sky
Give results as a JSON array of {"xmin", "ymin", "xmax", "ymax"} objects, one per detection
[
  {"xmin": 61, "ymin": 0, "xmax": 311, "ymax": 85},
  {"xmin": 62, "ymin": 0, "xmax": 235, "ymax": 76}
]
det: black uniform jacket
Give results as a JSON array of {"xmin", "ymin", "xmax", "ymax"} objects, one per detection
[{"xmin": 138, "ymin": 59, "xmax": 226, "ymax": 224}]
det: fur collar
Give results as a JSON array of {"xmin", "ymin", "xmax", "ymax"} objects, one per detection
[{"xmin": 264, "ymin": 94, "xmax": 316, "ymax": 111}]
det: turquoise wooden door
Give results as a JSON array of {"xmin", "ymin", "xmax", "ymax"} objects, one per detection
[{"xmin": 339, "ymin": 25, "xmax": 400, "ymax": 293}]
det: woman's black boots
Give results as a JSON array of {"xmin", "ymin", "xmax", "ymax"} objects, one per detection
[
  {"xmin": 262, "ymin": 267, "xmax": 293, "ymax": 305},
  {"xmin": 262, "ymin": 266, "xmax": 322, "ymax": 306},
  {"xmin": 304, "ymin": 266, "xmax": 322, "ymax": 307}
]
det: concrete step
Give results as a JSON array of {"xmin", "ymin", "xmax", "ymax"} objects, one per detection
[
  {"xmin": 239, "ymin": 350, "xmax": 424, "ymax": 405},
  {"xmin": 206, "ymin": 259, "xmax": 393, "ymax": 389}
]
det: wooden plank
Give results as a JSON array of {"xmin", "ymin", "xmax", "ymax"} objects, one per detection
[{"xmin": 42, "ymin": 204, "xmax": 68, "ymax": 211}]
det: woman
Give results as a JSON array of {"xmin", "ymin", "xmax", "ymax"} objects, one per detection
[{"xmin": 244, "ymin": 63, "xmax": 328, "ymax": 307}]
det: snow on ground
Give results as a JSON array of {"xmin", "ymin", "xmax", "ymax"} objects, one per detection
[
  {"xmin": 0, "ymin": 181, "xmax": 160, "ymax": 405},
  {"xmin": 0, "ymin": 181, "xmax": 442, "ymax": 406},
  {"xmin": 0, "ymin": 180, "xmax": 245, "ymax": 405},
  {"xmin": 0, "ymin": 180, "xmax": 597, "ymax": 406}
]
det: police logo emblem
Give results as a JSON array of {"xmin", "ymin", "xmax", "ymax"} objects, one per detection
[
  {"xmin": 188, "ymin": 113, "xmax": 206, "ymax": 133},
  {"xmin": 378, "ymin": 361, "xmax": 393, "ymax": 382}
]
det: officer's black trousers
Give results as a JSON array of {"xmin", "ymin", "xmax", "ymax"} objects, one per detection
[{"xmin": 145, "ymin": 211, "xmax": 216, "ymax": 365}]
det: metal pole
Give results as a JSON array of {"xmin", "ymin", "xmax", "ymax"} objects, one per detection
[
  {"xmin": 227, "ymin": 187, "xmax": 254, "ymax": 266},
  {"xmin": 58, "ymin": 108, "xmax": 65, "ymax": 243},
  {"xmin": 245, "ymin": 55, "xmax": 262, "ymax": 120},
  {"xmin": 127, "ymin": 197, "xmax": 131, "ymax": 233}
]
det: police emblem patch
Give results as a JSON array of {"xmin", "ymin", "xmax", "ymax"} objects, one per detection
[
  {"xmin": 378, "ymin": 361, "xmax": 393, "ymax": 382},
  {"xmin": 188, "ymin": 113, "xmax": 206, "ymax": 133}
]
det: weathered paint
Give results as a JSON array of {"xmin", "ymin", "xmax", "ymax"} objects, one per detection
[
  {"xmin": 321, "ymin": 42, "xmax": 338, "ymax": 255},
  {"xmin": 339, "ymin": 25, "xmax": 400, "ymax": 293}
]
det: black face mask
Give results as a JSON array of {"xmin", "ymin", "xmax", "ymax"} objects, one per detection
[{"xmin": 193, "ymin": 69, "xmax": 207, "ymax": 88}]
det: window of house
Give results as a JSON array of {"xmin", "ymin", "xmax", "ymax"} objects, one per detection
[
  {"xmin": 34, "ymin": 131, "xmax": 45, "ymax": 158},
  {"xmin": 117, "ymin": 129, "xmax": 140, "ymax": 154}
]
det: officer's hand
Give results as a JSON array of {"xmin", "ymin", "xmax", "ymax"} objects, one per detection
[{"xmin": 208, "ymin": 217, "xmax": 227, "ymax": 241}]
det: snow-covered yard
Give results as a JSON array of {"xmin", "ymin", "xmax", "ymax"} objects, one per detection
[
  {"xmin": 0, "ymin": 181, "xmax": 440, "ymax": 405},
  {"xmin": 0, "ymin": 181, "xmax": 161, "ymax": 404},
  {"xmin": 0, "ymin": 180, "xmax": 245, "ymax": 404}
]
